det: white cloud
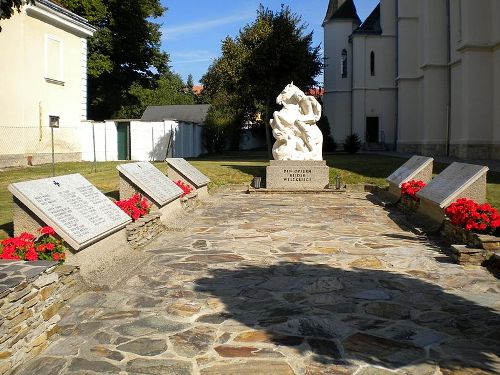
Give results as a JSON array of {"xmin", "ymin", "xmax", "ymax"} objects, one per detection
[
  {"xmin": 171, "ymin": 50, "xmax": 217, "ymax": 64},
  {"xmin": 162, "ymin": 13, "xmax": 252, "ymax": 40}
]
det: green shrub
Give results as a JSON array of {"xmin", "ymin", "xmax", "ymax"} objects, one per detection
[{"xmin": 343, "ymin": 133, "xmax": 361, "ymax": 153}]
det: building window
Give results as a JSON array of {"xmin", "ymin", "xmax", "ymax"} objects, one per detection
[
  {"xmin": 45, "ymin": 35, "xmax": 64, "ymax": 84},
  {"xmin": 370, "ymin": 51, "xmax": 375, "ymax": 76},
  {"xmin": 341, "ymin": 49, "xmax": 347, "ymax": 78}
]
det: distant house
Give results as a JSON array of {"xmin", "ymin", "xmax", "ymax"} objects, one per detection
[
  {"xmin": 81, "ymin": 105, "xmax": 209, "ymax": 162},
  {"xmin": 0, "ymin": 0, "xmax": 95, "ymax": 167}
]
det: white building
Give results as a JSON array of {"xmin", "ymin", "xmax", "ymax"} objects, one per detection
[
  {"xmin": 0, "ymin": 0, "xmax": 95, "ymax": 167},
  {"xmin": 323, "ymin": 0, "xmax": 500, "ymax": 160}
]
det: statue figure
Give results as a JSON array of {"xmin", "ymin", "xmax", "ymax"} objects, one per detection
[{"xmin": 270, "ymin": 83, "xmax": 323, "ymax": 161}]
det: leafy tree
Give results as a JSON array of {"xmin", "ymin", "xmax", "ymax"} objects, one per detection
[
  {"xmin": 0, "ymin": 0, "xmax": 34, "ymax": 31},
  {"xmin": 201, "ymin": 5, "xmax": 322, "ymax": 154},
  {"xmin": 117, "ymin": 72, "xmax": 194, "ymax": 119},
  {"xmin": 186, "ymin": 74, "xmax": 194, "ymax": 91},
  {"xmin": 58, "ymin": 0, "xmax": 170, "ymax": 119}
]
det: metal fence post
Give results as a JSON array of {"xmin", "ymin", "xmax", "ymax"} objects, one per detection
[
  {"xmin": 92, "ymin": 122, "xmax": 97, "ymax": 173},
  {"xmin": 51, "ymin": 127, "xmax": 55, "ymax": 177}
]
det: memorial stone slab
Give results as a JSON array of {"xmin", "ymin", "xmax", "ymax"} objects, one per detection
[
  {"xmin": 387, "ymin": 156, "xmax": 433, "ymax": 187},
  {"xmin": 416, "ymin": 162, "xmax": 488, "ymax": 208},
  {"xmin": 9, "ymin": 174, "xmax": 131, "ymax": 250},
  {"xmin": 166, "ymin": 158, "xmax": 210, "ymax": 188},
  {"xmin": 117, "ymin": 162, "xmax": 183, "ymax": 206},
  {"xmin": 386, "ymin": 156, "xmax": 433, "ymax": 202}
]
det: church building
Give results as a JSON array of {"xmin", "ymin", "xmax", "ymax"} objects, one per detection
[{"xmin": 323, "ymin": 0, "xmax": 500, "ymax": 160}]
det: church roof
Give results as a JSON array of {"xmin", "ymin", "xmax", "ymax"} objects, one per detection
[
  {"xmin": 323, "ymin": 0, "xmax": 361, "ymax": 25},
  {"xmin": 353, "ymin": 4, "xmax": 381, "ymax": 35}
]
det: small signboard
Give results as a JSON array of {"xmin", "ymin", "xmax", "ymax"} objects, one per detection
[
  {"xmin": 117, "ymin": 162, "xmax": 183, "ymax": 206},
  {"xmin": 8, "ymin": 174, "xmax": 131, "ymax": 250},
  {"xmin": 166, "ymin": 158, "xmax": 210, "ymax": 188}
]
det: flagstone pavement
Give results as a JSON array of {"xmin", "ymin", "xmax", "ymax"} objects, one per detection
[{"xmin": 15, "ymin": 188, "xmax": 500, "ymax": 375}]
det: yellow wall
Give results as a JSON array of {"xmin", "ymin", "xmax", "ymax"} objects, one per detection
[{"xmin": 0, "ymin": 6, "xmax": 89, "ymax": 160}]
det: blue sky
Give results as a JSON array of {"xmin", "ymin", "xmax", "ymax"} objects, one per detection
[{"xmin": 159, "ymin": 0, "xmax": 379, "ymax": 85}]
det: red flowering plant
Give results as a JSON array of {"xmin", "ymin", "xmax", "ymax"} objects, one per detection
[
  {"xmin": 115, "ymin": 193, "xmax": 150, "ymax": 221},
  {"xmin": 174, "ymin": 180, "xmax": 193, "ymax": 197},
  {"xmin": 0, "ymin": 226, "xmax": 66, "ymax": 262},
  {"xmin": 445, "ymin": 198, "xmax": 500, "ymax": 234},
  {"xmin": 400, "ymin": 179, "xmax": 427, "ymax": 210}
]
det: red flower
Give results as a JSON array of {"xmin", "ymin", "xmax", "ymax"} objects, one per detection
[
  {"xmin": 401, "ymin": 180, "xmax": 426, "ymax": 201},
  {"xmin": 38, "ymin": 226, "xmax": 56, "ymax": 235},
  {"xmin": 45, "ymin": 243, "xmax": 55, "ymax": 251},
  {"xmin": 114, "ymin": 193, "xmax": 151, "ymax": 222},
  {"xmin": 174, "ymin": 180, "xmax": 193, "ymax": 197},
  {"xmin": 25, "ymin": 247, "xmax": 38, "ymax": 261},
  {"xmin": 52, "ymin": 253, "xmax": 60, "ymax": 261},
  {"xmin": 445, "ymin": 198, "xmax": 500, "ymax": 233}
]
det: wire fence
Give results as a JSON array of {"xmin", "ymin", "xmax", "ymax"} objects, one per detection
[{"xmin": 0, "ymin": 125, "xmax": 82, "ymax": 169}]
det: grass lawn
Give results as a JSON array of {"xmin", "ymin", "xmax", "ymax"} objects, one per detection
[{"xmin": 0, "ymin": 151, "xmax": 499, "ymax": 239}]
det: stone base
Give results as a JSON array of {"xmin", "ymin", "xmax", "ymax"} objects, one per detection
[
  {"xmin": 387, "ymin": 182, "xmax": 402, "ymax": 203},
  {"xmin": 126, "ymin": 212, "xmax": 165, "ymax": 249},
  {"xmin": 415, "ymin": 197, "xmax": 445, "ymax": 231},
  {"xmin": 158, "ymin": 198, "xmax": 183, "ymax": 225},
  {"xmin": 195, "ymin": 185, "xmax": 209, "ymax": 199},
  {"xmin": 64, "ymin": 229, "xmax": 143, "ymax": 288},
  {"xmin": 451, "ymin": 244, "xmax": 486, "ymax": 266},
  {"xmin": 265, "ymin": 160, "xmax": 329, "ymax": 190}
]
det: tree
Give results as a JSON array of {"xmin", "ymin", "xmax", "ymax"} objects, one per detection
[
  {"xmin": 0, "ymin": 0, "xmax": 34, "ymax": 31},
  {"xmin": 58, "ymin": 0, "xmax": 170, "ymax": 120},
  {"xmin": 186, "ymin": 74, "xmax": 194, "ymax": 91},
  {"xmin": 117, "ymin": 72, "xmax": 195, "ymax": 119},
  {"xmin": 201, "ymin": 5, "xmax": 322, "ymax": 154}
]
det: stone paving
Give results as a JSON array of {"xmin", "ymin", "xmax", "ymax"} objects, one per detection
[{"xmin": 14, "ymin": 189, "xmax": 500, "ymax": 374}]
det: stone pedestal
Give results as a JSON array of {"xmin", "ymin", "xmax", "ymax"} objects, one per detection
[{"xmin": 265, "ymin": 160, "xmax": 329, "ymax": 190}]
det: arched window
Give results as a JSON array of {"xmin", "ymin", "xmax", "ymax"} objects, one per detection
[
  {"xmin": 370, "ymin": 51, "xmax": 375, "ymax": 76},
  {"xmin": 341, "ymin": 49, "xmax": 347, "ymax": 78}
]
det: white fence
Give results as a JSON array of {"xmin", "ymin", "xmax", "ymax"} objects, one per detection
[
  {"xmin": 81, "ymin": 120, "xmax": 204, "ymax": 162},
  {"xmin": 0, "ymin": 121, "xmax": 204, "ymax": 168}
]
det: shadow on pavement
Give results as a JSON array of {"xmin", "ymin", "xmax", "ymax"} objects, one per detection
[{"xmin": 194, "ymin": 262, "xmax": 499, "ymax": 373}]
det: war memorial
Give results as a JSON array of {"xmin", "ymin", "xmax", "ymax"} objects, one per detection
[{"xmin": 0, "ymin": 83, "xmax": 497, "ymax": 375}]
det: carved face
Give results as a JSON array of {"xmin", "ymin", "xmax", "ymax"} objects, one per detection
[{"xmin": 276, "ymin": 83, "xmax": 299, "ymax": 105}]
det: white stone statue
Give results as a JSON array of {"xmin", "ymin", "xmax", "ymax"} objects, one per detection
[{"xmin": 270, "ymin": 83, "xmax": 323, "ymax": 161}]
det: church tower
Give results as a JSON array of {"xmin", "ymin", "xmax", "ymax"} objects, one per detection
[{"xmin": 322, "ymin": 0, "xmax": 361, "ymax": 147}]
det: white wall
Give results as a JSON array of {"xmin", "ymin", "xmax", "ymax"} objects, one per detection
[{"xmin": 323, "ymin": 19, "xmax": 360, "ymax": 145}]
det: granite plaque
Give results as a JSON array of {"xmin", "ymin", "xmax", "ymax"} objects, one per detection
[
  {"xmin": 166, "ymin": 158, "xmax": 209, "ymax": 187},
  {"xmin": 8, "ymin": 174, "xmax": 131, "ymax": 250},
  {"xmin": 117, "ymin": 162, "xmax": 183, "ymax": 206},
  {"xmin": 416, "ymin": 162, "xmax": 488, "ymax": 208},
  {"xmin": 266, "ymin": 160, "xmax": 329, "ymax": 190},
  {"xmin": 387, "ymin": 155, "xmax": 433, "ymax": 187}
]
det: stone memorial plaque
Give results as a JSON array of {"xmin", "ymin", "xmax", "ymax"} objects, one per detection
[
  {"xmin": 166, "ymin": 158, "xmax": 209, "ymax": 187},
  {"xmin": 266, "ymin": 160, "xmax": 329, "ymax": 189},
  {"xmin": 417, "ymin": 162, "xmax": 488, "ymax": 208},
  {"xmin": 387, "ymin": 155, "xmax": 433, "ymax": 187},
  {"xmin": 117, "ymin": 162, "xmax": 183, "ymax": 206},
  {"xmin": 8, "ymin": 174, "xmax": 131, "ymax": 250}
]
